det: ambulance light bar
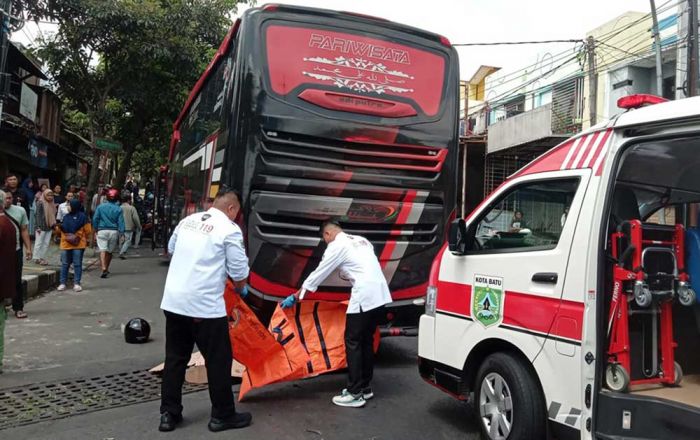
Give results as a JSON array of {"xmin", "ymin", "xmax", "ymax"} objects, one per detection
[{"xmin": 617, "ymin": 94, "xmax": 667, "ymax": 110}]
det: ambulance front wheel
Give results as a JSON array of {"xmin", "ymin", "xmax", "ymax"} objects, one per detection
[
  {"xmin": 605, "ymin": 363, "xmax": 630, "ymax": 392},
  {"xmin": 474, "ymin": 352, "xmax": 546, "ymax": 440}
]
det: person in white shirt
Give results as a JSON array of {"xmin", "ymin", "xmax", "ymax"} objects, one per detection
[
  {"xmin": 56, "ymin": 192, "xmax": 74, "ymax": 223},
  {"xmin": 158, "ymin": 189, "xmax": 252, "ymax": 433},
  {"xmin": 281, "ymin": 220, "xmax": 392, "ymax": 408}
]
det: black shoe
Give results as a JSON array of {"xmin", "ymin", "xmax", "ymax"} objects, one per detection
[
  {"xmin": 100, "ymin": 271, "xmax": 109, "ymax": 278},
  {"xmin": 158, "ymin": 412, "xmax": 182, "ymax": 432},
  {"xmin": 119, "ymin": 254, "xmax": 126, "ymax": 260},
  {"xmin": 208, "ymin": 412, "xmax": 252, "ymax": 432}
]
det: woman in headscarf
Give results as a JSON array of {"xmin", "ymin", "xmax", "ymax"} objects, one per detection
[
  {"xmin": 0, "ymin": 190, "xmax": 18, "ymax": 373},
  {"xmin": 57, "ymin": 199, "xmax": 92, "ymax": 292},
  {"xmin": 32, "ymin": 189, "xmax": 57, "ymax": 265}
]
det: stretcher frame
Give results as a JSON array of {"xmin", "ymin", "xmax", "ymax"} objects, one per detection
[{"xmin": 606, "ymin": 220, "xmax": 688, "ymax": 389}]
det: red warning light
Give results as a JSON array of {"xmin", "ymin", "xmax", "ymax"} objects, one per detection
[{"xmin": 617, "ymin": 94, "xmax": 667, "ymax": 110}]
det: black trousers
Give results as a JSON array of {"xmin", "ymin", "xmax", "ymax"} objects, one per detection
[
  {"xmin": 12, "ymin": 250, "xmax": 23, "ymax": 312},
  {"xmin": 160, "ymin": 311, "xmax": 236, "ymax": 419},
  {"xmin": 345, "ymin": 306, "xmax": 384, "ymax": 395}
]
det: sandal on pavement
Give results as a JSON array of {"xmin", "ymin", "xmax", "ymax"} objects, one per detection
[{"xmin": 15, "ymin": 311, "xmax": 28, "ymax": 319}]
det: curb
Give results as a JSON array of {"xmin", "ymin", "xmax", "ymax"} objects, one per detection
[{"xmin": 22, "ymin": 269, "xmax": 60, "ymax": 301}]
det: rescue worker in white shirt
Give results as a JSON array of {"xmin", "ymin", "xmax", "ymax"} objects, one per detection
[
  {"xmin": 281, "ymin": 220, "xmax": 392, "ymax": 408},
  {"xmin": 159, "ymin": 189, "xmax": 252, "ymax": 432}
]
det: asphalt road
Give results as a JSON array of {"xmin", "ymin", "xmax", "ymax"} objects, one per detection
[{"xmin": 1, "ymin": 249, "xmax": 481, "ymax": 440}]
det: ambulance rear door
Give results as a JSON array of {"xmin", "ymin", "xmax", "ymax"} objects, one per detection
[{"xmin": 435, "ymin": 169, "xmax": 591, "ymax": 369}]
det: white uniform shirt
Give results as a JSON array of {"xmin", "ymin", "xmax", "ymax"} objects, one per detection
[
  {"xmin": 301, "ymin": 232, "xmax": 392, "ymax": 314},
  {"xmin": 161, "ymin": 207, "xmax": 249, "ymax": 318}
]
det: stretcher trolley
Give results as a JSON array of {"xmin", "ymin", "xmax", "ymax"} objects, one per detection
[{"xmin": 605, "ymin": 219, "xmax": 697, "ymax": 391}]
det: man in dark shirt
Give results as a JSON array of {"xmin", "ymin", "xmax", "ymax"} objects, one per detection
[
  {"xmin": 3, "ymin": 174, "xmax": 28, "ymax": 212},
  {"xmin": 53, "ymin": 185, "xmax": 64, "ymax": 205}
]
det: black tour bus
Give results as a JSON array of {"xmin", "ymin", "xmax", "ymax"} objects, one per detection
[{"xmin": 163, "ymin": 4, "xmax": 460, "ymax": 327}]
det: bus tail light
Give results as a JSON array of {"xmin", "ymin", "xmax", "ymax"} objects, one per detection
[{"xmin": 439, "ymin": 35, "xmax": 452, "ymax": 47}]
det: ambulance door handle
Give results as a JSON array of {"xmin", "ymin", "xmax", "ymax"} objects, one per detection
[{"xmin": 532, "ymin": 272, "xmax": 558, "ymax": 284}]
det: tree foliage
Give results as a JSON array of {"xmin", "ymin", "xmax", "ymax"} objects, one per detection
[{"xmin": 24, "ymin": 0, "xmax": 244, "ymax": 191}]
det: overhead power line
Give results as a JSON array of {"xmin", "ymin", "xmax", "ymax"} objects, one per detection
[{"xmin": 453, "ymin": 39, "xmax": 583, "ymax": 47}]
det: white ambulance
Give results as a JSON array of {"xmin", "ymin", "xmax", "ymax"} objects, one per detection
[{"xmin": 418, "ymin": 94, "xmax": 700, "ymax": 440}]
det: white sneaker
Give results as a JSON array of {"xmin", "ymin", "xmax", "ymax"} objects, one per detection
[
  {"xmin": 332, "ymin": 389, "xmax": 366, "ymax": 408},
  {"xmin": 57, "ymin": 284, "xmax": 66, "ymax": 291},
  {"xmin": 362, "ymin": 388, "xmax": 374, "ymax": 400},
  {"xmin": 73, "ymin": 285, "xmax": 83, "ymax": 292}
]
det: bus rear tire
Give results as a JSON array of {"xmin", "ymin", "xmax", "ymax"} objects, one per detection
[{"xmin": 474, "ymin": 352, "xmax": 546, "ymax": 440}]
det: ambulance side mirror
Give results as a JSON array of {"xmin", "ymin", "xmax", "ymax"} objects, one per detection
[{"xmin": 448, "ymin": 219, "xmax": 469, "ymax": 255}]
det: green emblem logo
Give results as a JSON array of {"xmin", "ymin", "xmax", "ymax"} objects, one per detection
[{"xmin": 472, "ymin": 275, "xmax": 504, "ymax": 328}]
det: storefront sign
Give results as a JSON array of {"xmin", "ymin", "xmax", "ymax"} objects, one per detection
[{"xmin": 20, "ymin": 83, "xmax": 38, "ymax": 122}]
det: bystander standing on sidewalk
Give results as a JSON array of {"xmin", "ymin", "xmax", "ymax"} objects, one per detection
[
  {"xmin": 29, "ymin": 191, "xmax": 39, "ymax": 235},
  {"xmin": 57, "ymin": 192, "xmax": 75, "ymax": 223},
  {"xmin": 119, "ymin": 195, "xmax": 141, "ymax": 260},
  {"xmin": 57, "ymin": 200, "xmax": 92, "ymax": 293},
  {"xmin": 53, "ymin": 185, "xmax": 64, "ymax": 205},
  {"xmin": 93, "ymin": 188, "xmax": 125, "ymax": 278},
  {"xmin": 32, "ymin": 189, "xmax": 57, "ymax": 266},
  {"xmin": 91, "ymin": 185, "xmax": 108, "ymax": 216},
  {"xmin": 0, "ymin": 190, "xmax": 19, "ymax": 374},
  {"xmin": 20, "ymin": 178, "xmax": 35, "ymax": 217},
  {"xmin": 4, "ymin": 191, "xmax": 32, "ymax": 319},
  {"xmin": 3, "ymin": 173, "xmax": 27, "ymax": 212}
]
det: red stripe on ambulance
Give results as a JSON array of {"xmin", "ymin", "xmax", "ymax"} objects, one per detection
[{"xmin": 436, "ymin": 280, "xmax": 584, "ymax": 342}]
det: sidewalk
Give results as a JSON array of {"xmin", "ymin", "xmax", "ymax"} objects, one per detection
[
  {"xmin": 20, "ymin": 242, "xmax": 100, "ymax": 303},
  {"xmin": 3, "ymin": 248, "xmax": 166, "ymax": 379}
]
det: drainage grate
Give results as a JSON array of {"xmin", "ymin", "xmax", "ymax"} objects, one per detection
[{"xmin": 0, "ymin": 370, "xmax": 208, "ymax": 430}]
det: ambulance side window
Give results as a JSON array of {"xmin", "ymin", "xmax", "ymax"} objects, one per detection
[{"xmin": 473, "ymin": 178, "xmax": 579, "ymax": 252}]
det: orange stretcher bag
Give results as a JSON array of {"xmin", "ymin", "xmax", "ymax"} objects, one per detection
[{"xmin": 224, "ymin": 281, "xmax": 358, "ymax": 400}]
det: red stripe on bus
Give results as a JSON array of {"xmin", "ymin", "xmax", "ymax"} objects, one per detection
[
  {"xmin": 435, "ymin": 281, "xmax": 583, "ymax": 341},
  {"xmin": 249, "ymin": 272, "xmax": 427, "ymax": 301},
  {"xmin": 379, "ymin": 190, "xmax": 417, "ymax": 268}
]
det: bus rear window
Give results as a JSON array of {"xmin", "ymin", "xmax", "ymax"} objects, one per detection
[{"xmin": 264, "ymin": 23, "xmax": 446, "ymax": 117}]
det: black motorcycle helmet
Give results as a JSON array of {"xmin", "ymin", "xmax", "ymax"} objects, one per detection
[{"xmin": 124, "ymin": 317, "xmax": 151, "ymax": 344}]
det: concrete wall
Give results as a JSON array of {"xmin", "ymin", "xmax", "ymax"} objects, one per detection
[
  {"xmin": 606, "ymin": 60, "xmax": 677, "ymax": 118},
  {"xmin": 487, "ymin": 103, "xmax": 553, "ymax": 154},
  {"xmin": 584, "ymin": 12, "xmax": 650, "ymax": 127}
]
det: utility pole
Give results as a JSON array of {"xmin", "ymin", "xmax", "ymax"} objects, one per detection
[
  {"xmin": 0, "ymin": 0, "xmax": 12, "ymax": 125},
  {"xmin": 689, "ymin": 0, "xmax": 698, "ymax": 97},
  {"xmin": 650, "ymin": 0, "xmax": 664, "ymax": 95},
  {"xmin": 587, "ymin": 36, "xmax": 598, "ymax": 126}
]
